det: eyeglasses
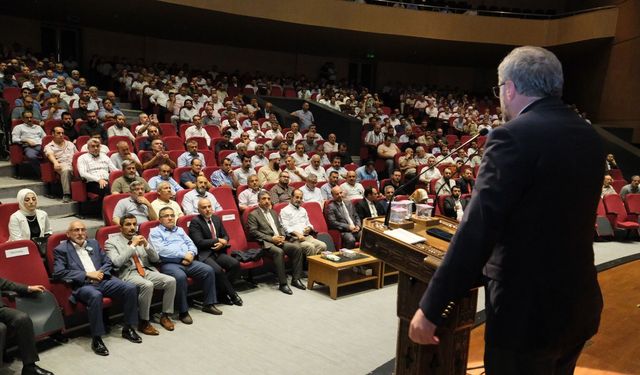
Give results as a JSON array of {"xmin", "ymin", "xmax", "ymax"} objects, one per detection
[
  {"xmin": 492, "ymin": 83, "xmax": 505, "ymax": 99},
  {"xmin": 160, "ymin": 214, "xmax": 176, "ymax": 218}
]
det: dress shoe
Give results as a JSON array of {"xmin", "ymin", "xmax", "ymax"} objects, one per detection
[
  {"xmin": 122, "ymin": 327, "xmax": 142, "ymax": 343},
  {"xmin": 138, "ymin": 321, "xmax": 159, "ymax": 336},
  {"xmin": 291, "ymin": 279, "xmax": 307, "ymax": 290},
  {"xmin": 217, "ymin": 294, "xmax": 233, "ymax": 305},
  {"xmin": 160, "ymin": 314, "xmax": 175, "ymax": 331},
  {"xmin": 230, "ymin": 293, "xmax": 243, "ymax": 306},
  {"xmin": 22, "ymin": 364, "xmax": 54, "ymax": 375},
  {"xmin": 179, "ymin": 312, "xmax": 193, "ymax": 325},
  {"xmin": 202, "ymin": 305, "xmax": 223, "ymax": 315},
  {"xmin": 279, "ymin": 284, "xmax": 293, "ymax": 295},
  {"xmin": 91, "ymin": 336, "xmax": 109, "ymax": 356}
]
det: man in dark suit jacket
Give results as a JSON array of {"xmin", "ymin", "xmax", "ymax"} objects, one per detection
[
  {"xmin": 410, "ymin": 46, "xmax": 604, "ymax": 374},
  {"xmin": 456, "ymin": 168, "xmax": 475, "ymax": 194},
  {"xmin": 0, "ymin": 278, "xmax": 53, "ymax": 375},
  {"xmin": 355, "ymin": 186, "xmax": 386, "ymax": 221},
  {"xmin": 325, "ymin": 185, "xmax": 362, "ymax": 249},
  {"xmin": 246, "ymin": 190, "xmax": 305, "ymax": 295},
  {"xmin": 189, "ymin": 197, "xmax": 243, "ymax": 306},
  {"xmin": 53, "ymin": 220, "xmax": 141, "ymax": 356},
  {"xmin": 442, "ymin": 186, "xmax": 469, "ymax": 221}
]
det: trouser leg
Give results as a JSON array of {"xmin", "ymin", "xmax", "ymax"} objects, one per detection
[{"xmin": 0, "ymin": 308, "xmax": 39, "ymax": 365}]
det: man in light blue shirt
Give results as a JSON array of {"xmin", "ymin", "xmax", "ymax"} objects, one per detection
[
  {"xmin": 149, "ymin": 207, "xmax": 221, "ymax": 324},
  {"xmin": 210, "ymin": 158, "xmax": 237, "ymax": 188},
  {"xmin": 147, "ymin": 163, "xmax": 183, "ymax": 196},
  {"xmin": 355, "ymin": 160, "xmax": 379, "ymax": 183}
]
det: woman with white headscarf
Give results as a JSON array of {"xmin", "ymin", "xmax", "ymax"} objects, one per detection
[{"xmin": 8, "ymin": 189, "xmax": 52, "ymax": 241}]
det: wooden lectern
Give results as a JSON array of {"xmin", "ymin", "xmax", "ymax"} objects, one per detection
[{"xmin": 360, "ymin": 216, "xmax": 478, "ymax": 375}]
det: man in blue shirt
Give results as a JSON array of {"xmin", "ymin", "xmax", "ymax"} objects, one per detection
[
  {"xmin": 148, "ymin": 163, "xmax": 183, "ymax": 196},
  {"xmin": 355, "ymin": 160, "xmax": 379, "ymax": 183},
  {"xmin": 149, "ymin": 207, "xmax": 222, "ymax": 324},
  {"xmin": 210, "ymin": 158, "xmax": 238, "ymax": 188}
]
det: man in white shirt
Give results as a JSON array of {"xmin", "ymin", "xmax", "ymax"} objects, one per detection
[
  {"xmin": 182, "ymin": 176, "xmax": 222, "ymax": 215},
  {"xmin": 184, "ymin": 115, "xmax": 211, "ymax": 147},
  {"xmin": 77, "ymin": 138, "xmax": 118, "ymax": 204},
  {"xmin": 250, "ymin": 144, "xmax": 269, "ymax": 169},
  {"xmin": 12, "ymin": 110, "xmax": 46, "ymax": 175},
  {"xmin": 238, "ymin": 175, "xmax": 261, "ymax": 212},
  {"xmin": 288, "ymin": 123, "xmax": 303, "ymax": 143},
  {"xmin": 304, "ymin": 155, "xmax": 328, "ymax": 182},
  {"xmin": 340, "ymin": 171, "xmax": 365, "ymax": 200},
  {"xmin": 300, "ymin": 173, "xmax": 323, "ymax": 205},
  {"xmin": 279, "ymin": 190, "xmax": 327, "ymax": 255},
  {"xmin": 419, "ymin": 156, "xmax": 443, "ymax": 187},
  {"xmin": 111, "ymin": 141, "xmax": 142, "ymax": 171},
  {"xmin": 323, "ymin": 133, "xmax": 339, "ymax": 153},
  {"xmin": 434, "ymin": 168, "xmax": 457, "ymax": 196},
  {"xmin": 233, "ymin": 155, "xmax": 253, "ymax": 185},
  {"xmin": 107, "ymin": 114, "xmax": 135, "ymax": 142},
  {"xmin": 291, "ymin": 143, "xmax": 309, "ymax": 166},
  {"xmin": 246, "ymin": 120, "xmax": 264, "ymax": 141},
  {"xmin": 283, "ymin": 155, "xmax": 306, "ymax": 183},
  {"xmin": 325, "ymin": 156, "xmax": 348, "ymax": 179}
]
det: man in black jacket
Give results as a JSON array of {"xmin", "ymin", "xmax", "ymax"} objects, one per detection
[
  {"xmin": 0, "ymin": 278, "xmax": 54, "ymax": 375},
  {"xmin": 189, "ymin": 198, "xmax": 242, "ymax": 306},
  {"xmin": 410, "ymin": 46, "xmax": 604, "ymax": 374},
  {"xmin": 355, "ymin": 186, "xmax": 386, "ymax": 221},
  {"xmin": 442, "ymin": 186, "xmax": 469, "ymax": 221}
]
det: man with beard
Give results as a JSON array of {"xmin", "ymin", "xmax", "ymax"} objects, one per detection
[
  {"xmin": 78, "ymin": 111, "xmax": 107, "ymax": 143},
  {"xmin": 11, "ymin": 95, "xmax": 42, "ymax": 121},
  {"xmin": 233, "ymin": 155, "xmax": 253, "ymax": 186},
  {"xmin": 442, "ymin": 185, "xmax": 469, "ymax": 221},
  {"xmin": 43, "ymin": 126, "xmax": 77, "ymax": 202},
  {"xmin": 257, "ymin": 154, "xmax": 281, "ymax": 186},
  {"xmin": 189, "ymin": 198, "xmax": 243, "ymax": 306},
  {"xmin": 269, "ymin": 171, "xmax": 293, "ymax": 204},
  {"xmin": 279, "ymin": 189, "xmax": 327, "ymax": 256},
  {"xmin": 71, "ymin": 97, "xmax": 90, "ymax": 124},
  {"xmin": 12, "ymin": 110, "xmax": 46, "ymax": 176},
  {"xmin": 182, "ymin": 175, "xmax": 222, "ymax": 215},
  {"xmin": 111, "ymin": 160, "xmax": 149, "ymax": 194},
  {"xmin": 210, "ymin": 158, "xmax": 238, "ymax": 188},
  {"xmin": 59, "ymin": 111, "xmax": 78, "ymax": 142},
  {"xmin": 107, "ymin": 114, "xmax": 135, "ymax": 142}
]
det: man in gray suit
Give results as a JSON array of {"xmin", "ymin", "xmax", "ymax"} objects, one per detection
[
  {"xmin": 325, "ymin": 185, "xmax": 361, "ymax": 249},
  {"xmin": 246, "ymin": 190, "xmax": 305, "ymax": 295},
  {"xmin": 104, "ymin": 214, "xmax": 177, "ymax": 335}
]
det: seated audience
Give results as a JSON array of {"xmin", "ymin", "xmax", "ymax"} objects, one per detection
[
  {"xmin": 8, "ymin": 189, "xmax": 52, "ymax": 241},
  {"xmin": 179, "ymin": 158, "xmax": 205, "ymax": 189},
  {"xmin": 434, "ymin": 167, "xmax": 456, "ymax": 196},
  {"xmin": 105, "ymin": 214, "xmax": 177, "ymax": 335},
  {"xmin": 78, "ymin": 111, "xmax": 107, "ymax": 142},
  {"xmin": 43, "ymin": 126, "xmax": 77, "ymax": 202},
  {"xmin": 377, "ymin": 135, "xmax": 400, "ymax": 178},
  {"xmin": 250, "ymin": 144, "xmax": 268, "ymax": 169},
  {"xmin": 182, "ymin": 175, "xmax": 222, "ymax": 215},
  {"xmin": 284, "ymin": 155, "xmax": 306, "ymax": 183},
  {"xmin": 148, "ymin": 163, "xmax": 183, "ymax": 195},
  {"xmin": 355, "ymin": 160, "xmax": 378, "ymax": 182},
  {"xmin": 151, "ymin": 181, "xmax": 185, "ymax": 218},
  {"xmin": 215, "ymin": 131, "xmax": 236, "ymax": 155},
  {"xmin": 457, "ymin": 168, "xmax": 475, "ymax": 194},
  {"xmin": 246, "ymin": 191, "xmax": 305, "ymax": 295},
  {"xmin": 620, "ymin": 175, "xmax": 640, "ymax": 200},
  {"xmin": 112, "ymin": 181, "xmax": 156, "ymax": 225},
  {"xmin": 111, "ymin": 160, "xmax": 150, "ymax": 194},
  {"xmin": 0, "ymin": 276, "xmax": 54, "ymax": 375},
  {"xmin": 340, "ymin": 171, "xmax": 364, "ymax": 200},
  {"xmin": 184, "ymin": 115, "xmax": 211, "ymax": 147},
  {"xmin": 110, "ymin": 140, "xmax": 142, "ymax": 170},
  {"xmin": 177, "ymin": 139, "xmax": 206, "ymax": 168},
  {"xmin": 210, "ymin": 158, "xmax": 238, "ymax": 188},
  {"xmin": 270, "ymin": 171, "xmax": 293, "ymax": 204},
  {"xmin": 291, "ymin": 143, "xmax": 310, "ymax": 166},
  {"xmin": 257, "ymin": 154, "xmax": 281, "ymax": 186},
  {"xmin": 355, "ymin": 187, "xmax": 386, "ymax": 221},
  {"xmin": 601, "ymin": 174, "xmax": 617, "ymax": 197},
  {"xmin": 141, "ymin": 139, "xmax": 176, "ymax": 170},
  {"xmin": 53, "ymin": 220, "xmax": 141, "ymax": 356},
  {"xmin": 238, "ymin": 175, "xmax": 262, "ymax": 212},
  {"xmin": 279, "ymin": 189, "xmax": 327, "ymax": 255},
  {"xmin": 189, "ymin": 198, "xmax": 243, "ymax": 306},
  {"xmin": 304, "ymin": 155, "xmax": 328, "ymax": 182},
  {"xmin": 300, "ymin": 173, "xmax": 324, "ymax": 205},
  {"xmin": 233, "ymin": 155, "xmax": 253, "ymax": 185},
  {"xmin": 325, "ymin": 156, "xmax": 348, "ymax": 179},
  {"xmin": 149, "ymin": 207, "xmax": 222, "ymax": 324},
  {"xmin": 77, "ymin": 138, "xmax": 117, "ymax": 202},
  {"xmin": 443, "ymin": 186, "xmax": 469, "ymax": 221},
  {"xmin": 12, "ymin": 110, "xmax": 45, "ymax": 174},
  {"xmin": 107, "ymin": 114, "xmax": 135, "ymax": 141},
  {"xmin": 325, "ymin": 186, "xmax": 361, "ymax": 249}
]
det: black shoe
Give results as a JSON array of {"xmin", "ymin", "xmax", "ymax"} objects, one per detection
[
  {"xmin": 91, "ymin": 336, "xmax": 109, "ymax": 356},
  {"xmin": 179, "ymin": 312, "xmax": 193, "ymax": 325},
  {"xmin": 291, "ymin": 279, "xmax": 307, "ymax": 290},
  {"xmin": 122, "ymin": 327, "xmax": 142, "ymax": 343},
  {"xmin": 279, "ymin": 284, "xmax": 293, "ymax": 295},
  {"xmin": 202, "ymin": 305, "xmax": 223, "ymax": 315},
  {"xmin": 218, "ymin": 294, "xmax": 233, "ymax": 305},
  {"xmin": 230, "ymin": 293, "xmax": 243, "ymax": 306},
  {"xmin": 22, "ymin": 364, "xmax": 54, "ymax": 375}
]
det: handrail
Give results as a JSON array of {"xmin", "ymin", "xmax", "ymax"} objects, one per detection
[{"xmin": 363, "ymin": 1, "xmax": 617, "ymax": 20}]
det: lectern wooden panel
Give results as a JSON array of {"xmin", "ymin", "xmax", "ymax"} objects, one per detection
[{"xmin": 360, "ymin": 217, "xmax": 478, "ymax": 375}]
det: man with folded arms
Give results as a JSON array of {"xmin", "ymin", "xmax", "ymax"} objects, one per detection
[
  {"xmin": 111, "ymin": 160, "xmax": 149, "ymax": 194},
  {"xmin": 247, "ymin": 191, "xmax": 305, "ymax": 295},
  {"xmin": 189, "ymin": 198, "xmax": 243, "ymax": 306},
  {"xmin": 149, "ymin": 207, "xmax": 222, "ymax": 324},
  {"xmin": 280, "ymin": 189, "xmax": 327, "ymax": 256},
  {"xmin": 112, "ymin": 181, "xmax": 157, "ymax": 225},
  {"xmin": 105, "ymin": 214, "xmax": 177, "ymax": 335},
  {"xmin": 53, "ymin": 220, "xmax": 141, "ymax": 356},
  {"xmin": 182, "ymin": 175, "xmax": 222, "ymax": 215},
  {"xmin": 43, "ymin": 126, "xmax": 77, "ymax": 203}
]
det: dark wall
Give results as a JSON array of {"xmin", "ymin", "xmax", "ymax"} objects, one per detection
[{"xmin": 260, "ymin": 97, "xmax": 362, "ymax": 157}]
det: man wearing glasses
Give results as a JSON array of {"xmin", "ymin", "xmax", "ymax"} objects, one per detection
[{"xmin": 149, "ymin": 207, "xmax": 222, "ymax": 324}]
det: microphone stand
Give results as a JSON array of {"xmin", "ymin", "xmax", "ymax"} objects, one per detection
[{"xmin": 383, "ymin": 129, "xmax": 488, "ymax": 228}]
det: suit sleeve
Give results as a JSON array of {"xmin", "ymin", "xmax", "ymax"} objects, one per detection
[
  {"xmin": 53, "ymin": 246, "xmax": 87, "ymax": 284},
  {"xmin": 0, "ymin": 278, "xmax": 29, "ymax": 295},
  {"xmin": 189, "ymin": 218, "xmax": 217, "ymax": 253},
  {"xmin": 355, "ymin": 201, "xmax": 366, "ymax": 221},
  {"xmin": 443, "ymin": 198, "xmax": 455, "ymax": 219},
  {"xmin": 104, "ymin": 238, "xmax": 135, "ymax": 268},
  {"xmin": 95, "ymin": 242, "xmax": 113, "ymax": 276},
  {"xmin": 247, "ymin": 212, "xmax": 274, "ymax": 243},
  {"xmin": 420, "ymin": 127, "xmax": 531, "ymax": 325},
  {"xmin": 216, "ymin": 217, "xmax": 229, "ymax": 241}
]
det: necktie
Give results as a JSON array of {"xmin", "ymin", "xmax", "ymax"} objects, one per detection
[
  {"xmin": 263, "ymin": 210, "xmax": 280, "ymax": 235},
  {"xmin": 369, "ymin": 201, "xmax": 377, "ymax": 217},
  {"xmin": 128, "ymin": 241, "xmax": 145, "ymax": 277},
  {"xmin": 208, "ymin": 219, "xmax": 217, "ymax": 238},
  {"xmin": 342, "ymin": 202, "xmax": 354, "ymax": 226}
]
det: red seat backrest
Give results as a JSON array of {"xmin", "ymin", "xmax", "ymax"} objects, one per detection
[
  {"xmin": 176, "ymin": 188, "xmax": 193, "ymax": 207},
  {"xmin": 603, "ymin": 194, "xmax": 629, "ymax": 222},
  {"xmin": 103, "ymin": 193, "xmax": 129, "ymax": 225},
  {"xmin": 139, "ymin": 220, "xmax": 160, "ymax": 238},
  {"xmin": 215, "ymin": 209, "xmax": 248, "ymax": 251},
  {"xmin": 163, "ymin": 136, "xmax": 185, "ymax": 151},
  {"xmin": 109, "ymin": 170, "xmax": 125, "ymax": 188},
  {"xmin": 96, "ymin": 225, "xmax": 122, "ymax": 249},
  {"xmin": 626, "ymin": 194, "xmax": 640, "ymax": 214},
  {"xmin": 210, "ymin": 186, "xmax": 238, "ymax": 212},
  {"xmin": 177, "ymin": 214, "xmax": 198, "ymax": 233},
  {"xmin": 0, "ymin": 240, "xmax": 51, "ymax": 288},
  {"xmin": 302, "ymin": 201, "xmax": 328, "ymax": 233},
  {"xmin": 0, "ymin": 203, "xmax": 20, "ymax": 243},
  {"xmin": 142, "ymin": 168, "xmax": 159, "ymax": 182}
]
